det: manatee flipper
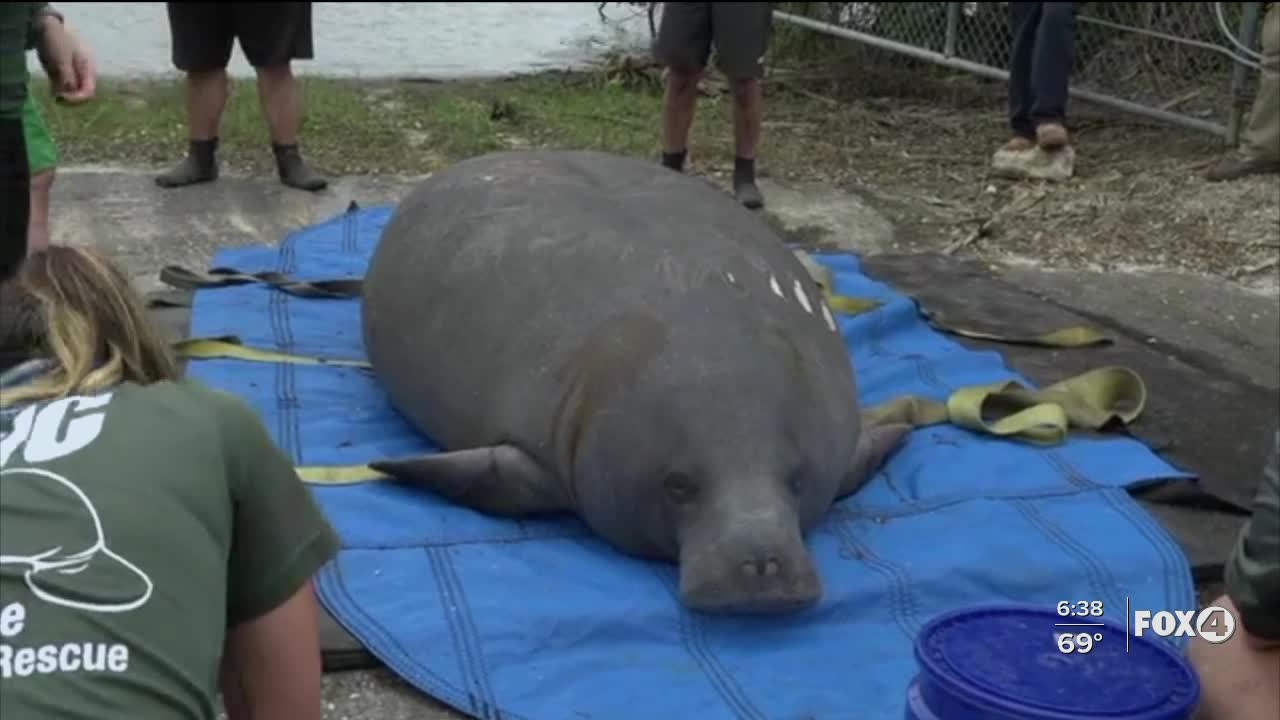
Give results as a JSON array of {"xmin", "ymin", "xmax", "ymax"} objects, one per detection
[
  {"xmin": 837, "ymin": 423, "xmax": 913, "ymax": 499},
  {"xmin": 369, "ymin": 445, "xmax": 568, "ymax": 516}
]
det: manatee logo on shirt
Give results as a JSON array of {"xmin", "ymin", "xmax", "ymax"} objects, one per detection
[{"xmin": 0, "ymin": 467, "xmax": 154, "ymax": 613}]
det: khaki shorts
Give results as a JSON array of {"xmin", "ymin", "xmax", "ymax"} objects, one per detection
[
  {"xmin": 653, "ymin": 2, "xmax": 774, "ymax": 80},
  {"xmin": 22, "ymin": 94, "xmax": 57, "ymax": 174}
]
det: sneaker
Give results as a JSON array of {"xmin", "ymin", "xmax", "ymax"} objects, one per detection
[
  {"xmin": 1036, "ymin": 123, "xmax": 1069, "ymax": 150},
  {"xmin": 1001, "ymin": 136, "xmax": 1036, "ymax": 153}
]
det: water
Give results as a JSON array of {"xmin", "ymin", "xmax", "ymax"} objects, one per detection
[{"xmin": 35, "ymin": 2, "xmax": 654, "ymax": 79}]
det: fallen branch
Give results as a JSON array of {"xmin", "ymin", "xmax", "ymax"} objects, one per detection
[
  {"xmin": 1228, "ymin": 257, "xmax": 1279, "ymax": 278},
  {"xmin": 898, "ymin": 150, "xmax": 987, "ymax": 165},
  {"xmin": 944, "ymin": 190, "xmax": 1048, "ymax": 255},
  {"xmin": 775, "ymin": 79, "xmax": 839, "ymax": 107},
  {"xmin": 944, "ymin": 215, "xmax": 999, "ymax": 255},
  {"xmin": 1203, "ymin": 235, "xmax": 1280, "ymax": 248},
  {"xmin": 1158, "ymin": 88, "xmax": 1204, "ymax": 111}
]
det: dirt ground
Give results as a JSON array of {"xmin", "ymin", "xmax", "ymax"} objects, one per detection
[
  {"xmin": 38, "ymin": 48, "xmax": 1280, "ymax": 298},
  {"xmin": 690, "ymin": 59, "xmax": 1280, "ymax": 295}
]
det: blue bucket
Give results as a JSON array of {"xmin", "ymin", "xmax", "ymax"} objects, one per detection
[{"xmin": 904, "ymin": 603, "xmax": 1200, "ymax": 720}]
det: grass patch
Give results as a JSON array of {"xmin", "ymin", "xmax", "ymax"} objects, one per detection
[
  {"xmin": 27, "ymin": 62, "xmax": 947, "ymax": 186},
  {"xmin": 27, "ymin": 71, "xmax": 746, "ymax": 177}
]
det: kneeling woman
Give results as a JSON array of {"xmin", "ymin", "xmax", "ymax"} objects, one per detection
[{"xmin": 0, "ymin": 246, "xmax": 339, "ymax": 720}]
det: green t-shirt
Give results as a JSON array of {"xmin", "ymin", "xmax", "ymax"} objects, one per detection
[{"xmin": 0, "ymin": 378, "xmax": 342, "ymax": 719}]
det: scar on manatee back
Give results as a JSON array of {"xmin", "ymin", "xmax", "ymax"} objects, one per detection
[{"xmin": 550, "ymin": 311, "xmax": 669, "ymax": 474}]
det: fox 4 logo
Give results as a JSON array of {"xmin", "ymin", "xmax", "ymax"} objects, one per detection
[{"xmin": 1133, "ymin": 606, "xmax": 1237, "ymax": 644}]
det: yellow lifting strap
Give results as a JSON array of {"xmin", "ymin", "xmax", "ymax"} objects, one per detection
[
  {"xmin": 172, "ymin": 341, "xmax": 1148, "ymax": 486},
  {"xmin": 295, "ymin": 464, "xmax": 389, "ymax": 485},
  {"xmin": 285, "ymin": 366, "xmax": 1148, "ymax": 486},
  {"xmin": 172, "ymin": 336, "xmax": 372, "ymax": 369},
  {"xmin": 167, "ymin": 254, "xmax": 1136, "ymax": 485},
  {"xmin": 792, "ymin": 251, "xmax": 1113, "ymax": 349},
  {"xmin": 861, "ymin": 366, "xmax": 1146, "ymax": 446},
  {"xmin": 158, "ymin": 265, "xmax": 365, "ymax": 300}
]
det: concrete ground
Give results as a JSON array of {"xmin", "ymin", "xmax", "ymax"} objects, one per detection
[{"xmin": 47, "ymin": 165, "xmax": 1279, "ymax": 720}]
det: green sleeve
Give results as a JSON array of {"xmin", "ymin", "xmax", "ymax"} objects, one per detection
[
  {"xmin": 1224, "ymin": 427, "xmax": 1280, "ymax": 641},
  {"xmin": 211, "ymin": 389, "xmax": 342, "ymax": 627}
]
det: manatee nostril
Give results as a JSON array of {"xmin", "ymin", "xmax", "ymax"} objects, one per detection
[{"xmin": 741, "ymin": 556, "xmax": 782, "ymax": 578}]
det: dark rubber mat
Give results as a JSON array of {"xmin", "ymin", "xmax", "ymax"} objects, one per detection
[
  {"xmin": 859, "ymin": 253, "xmax": 1271, "ymax": 580},
  {"xmin": 145, "ymin": 251, "xmax": 1272, "ymax": 673}
]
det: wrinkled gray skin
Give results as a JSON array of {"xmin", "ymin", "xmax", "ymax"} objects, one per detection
[{"xmin": 361, "ymin": 150, "xmax": 909, "ymax": 615}]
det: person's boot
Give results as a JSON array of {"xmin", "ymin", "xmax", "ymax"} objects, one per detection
[
  {"xmin": 1204, "ymin": 152, "xmax": 1280, "ymax": 182},
  {"xmin": 274, "ymin": 143, "xmax": 327, "ymax": 191},
  {"xmin": 155, "ymin": 138, "xmax": 219, "ymax": 188},
  {"xmin": 661, "ymin": 149, "xmax": 687, "ymax": 172},
  {"xmin": 733, "ymin": 156, "xmax": 764, "ymax": 210}
]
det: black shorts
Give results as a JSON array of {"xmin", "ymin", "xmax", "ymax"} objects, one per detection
[
  {"xmin": 653, "ymin": 2, "xmax": 774, "ymax": 80},
  {"xmin": 0, "ymin": 116, "xmax": 31, "ymax": 284},
  {"xmin": 166, "ymin": 2, "xmax": 315, "ymax": 72}
]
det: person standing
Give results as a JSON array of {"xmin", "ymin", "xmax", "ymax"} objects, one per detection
[
  {"xmin": 156, "ymin": 2, "xmax": 327, "ymax": 192},
  {"xmin": 1206, "ymin": 1, "xmax": 1280, "ymax": 182},
  {"xmin": 0, "ymin": 2, "xmax": 94, "ymax": 283},
  {"xmin": 653, "ymin": 2, "xmax": 773, "ymax": 210},
  {"xmin": 992, "ymin": 2, "xmax": 1081, "ymax": 180}
]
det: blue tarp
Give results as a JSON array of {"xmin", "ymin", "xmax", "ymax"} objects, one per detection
[{"xmin": 185, "ymin": 205, "xmax": 1196, "ymax": 720}]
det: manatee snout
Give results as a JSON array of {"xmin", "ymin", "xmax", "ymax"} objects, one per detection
[{"xmin": 676, "ymin": 494, "xmax": 822, "ymax": 616}]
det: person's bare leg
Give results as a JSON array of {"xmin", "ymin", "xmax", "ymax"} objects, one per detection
[
  {"xmin": 1188, "ymin": 595, "xmax": 1280, "ymax": 720},
  {"xmin": 256, "ymin": 64, "xmax": 326, "ymax": 191},
  {"xmin": 156, "ymin": 69, "xmax": 229, "ymax": 187},
  {"xmin": 256, "ymin": 64, "xmax": 300, "ymax": 146},
  {"xmin": 730, "ymin": 77, "xmax": 764, "ymax": 209},
  {"xmin": 27, "ymin": 169, "xmax": 54, "ymax": 254},
  {"xmin": 661, "ymin": 67, "xmax": 704, "ymax": 172}
]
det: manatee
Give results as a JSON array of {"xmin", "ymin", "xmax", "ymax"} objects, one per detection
[{"xmin": 360, "ymin": 149, "xmax": 909, "ymax": 615}]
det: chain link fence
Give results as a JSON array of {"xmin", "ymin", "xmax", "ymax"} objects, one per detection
[
  {"xmin": 770, "ymin": 2, "xmax": 1267, "ymax": 142},
  {"xmin": 601, "ymin": 2, "xmax": 1269, "ymax": 143}
]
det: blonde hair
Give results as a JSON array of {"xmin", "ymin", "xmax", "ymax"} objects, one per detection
[{"xmin": 0, "ymin": 246, "xmax": 180, "ymax": 408}]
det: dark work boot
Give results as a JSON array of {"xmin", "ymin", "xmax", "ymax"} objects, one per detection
[
  {"xmin": 274, "ymin": 143, "xmax": 328, "ymax": 191},
  {"xmin": 1204, "ymin": 152, "xmax": 1280, "ymax": 182},
  {"xmin": 733, "ymin": 156, "xmax": 764, "ymax": 210},
  {"xmin": 155, "ymin": 138, "xmax": 219, "ymax": 188},
  {"xmin": 661, "ymin": 149, "xmax": 687, "ymax": 172}
]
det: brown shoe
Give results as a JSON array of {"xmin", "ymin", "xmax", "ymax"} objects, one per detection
[
  {"xmin": 1036, "ymin": 123, "xmax": 1069, "ymax": 150},
  {"xmin": 1001, "ymin": 136, "xmax": 1036, "ymax": 153},
  {"xmin": 1204, "ymin": 153, "xmax": 1280, "ymax": 182}
]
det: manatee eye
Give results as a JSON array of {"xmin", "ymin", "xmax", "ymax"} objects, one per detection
[
  {"xmin": 785, "ymin": 466, "xmax": 808, "ymax": 497},
  {"xmin": 787, "ymin": 473, "xmax": 803, "ymax": 496},
  {"xmin": 664, "ymin": 472, "xmax": 699, "ymax": 505}
]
